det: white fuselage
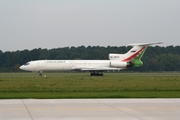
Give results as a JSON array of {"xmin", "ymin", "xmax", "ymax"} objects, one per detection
[
  {"xmin": 20, "ymin": 42, "xmax": 162, "ymax": 73},
  {"xmin": 20, "ymin": 60, "xmax": 113, "ymax": 72}
]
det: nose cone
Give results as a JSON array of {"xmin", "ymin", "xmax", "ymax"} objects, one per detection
[{"xmin": 20, "ymin": 65, "xmax": 24, "ymax": 70}]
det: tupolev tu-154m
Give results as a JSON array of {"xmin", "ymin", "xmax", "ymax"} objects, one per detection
[{"xmin": 20, "ymin": 42, "xmax": 162, "ymax": 76}]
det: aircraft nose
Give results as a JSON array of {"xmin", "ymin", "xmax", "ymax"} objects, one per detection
[{"xmin": 20, "ymin": 65, "xmax": 24, "ymax": 70}]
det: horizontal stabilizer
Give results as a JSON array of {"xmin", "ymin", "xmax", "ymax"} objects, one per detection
[{"xmin": 128, "ymin": 42, "xmax": 163, "ymax": 46}]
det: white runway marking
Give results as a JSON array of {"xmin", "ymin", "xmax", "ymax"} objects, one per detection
[{"xmin": 0, "ymin": 99, "xmax": 180, "ymax": 120}]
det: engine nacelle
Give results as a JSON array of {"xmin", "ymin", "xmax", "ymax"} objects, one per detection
[
  {"xmin": 127, "ymin": 59, "xmax": 143, "ymax": 68},
  {"xmin": 110, "ymin": 61, "xmax": 127, "ymax": 68}
]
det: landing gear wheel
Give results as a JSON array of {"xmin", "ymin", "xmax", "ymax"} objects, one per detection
[
  {"xmin": 100, "ymin": 73, "xmax": 103, "ymax": 76},
  {"xmin": 39, "ymin": 73, "xmax": 42, "ymax": 76},
  {"xmin": 39, "ymin": 71, "xmax": 43, "ymax": 76},
  {"xmin": 90, "ymin": 72, "xmax": 103, "ymax": 76}
]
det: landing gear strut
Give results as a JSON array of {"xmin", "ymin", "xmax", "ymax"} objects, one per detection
[
  {"xmin": 39, "ymin": 71, "xmax": 43, "ymax": 76},
  {"xmin": 90, "ymin": 71, "xmax": 103, "ymax": 76}
]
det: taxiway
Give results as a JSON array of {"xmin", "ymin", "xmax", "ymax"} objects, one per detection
[{"xmin": 0, "ymin": 99, "xmax": 180, "ymax": 120}]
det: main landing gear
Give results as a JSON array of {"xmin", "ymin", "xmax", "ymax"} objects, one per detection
[{"xmin": 90, "ymin": 71, "xmax": 103, "ymax": 76}]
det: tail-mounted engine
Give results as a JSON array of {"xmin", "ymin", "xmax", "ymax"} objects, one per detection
[
  {"xmin": 127, "ymin": 59, "xmax": 143, "ymax": 68},
  {"xmin": 110, "ymin": 59, "xmax": 143, "ymax": 68},
  {"xmin": 110, "ymin": 61, "xmax": 127, "ymax": 68}
]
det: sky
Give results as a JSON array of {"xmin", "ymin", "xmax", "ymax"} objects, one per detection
[{"xmin": 0, "ymin": 0, "xmax": 180, "ymax": 52}]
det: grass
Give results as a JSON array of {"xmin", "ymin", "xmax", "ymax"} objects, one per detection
[{"xmin": 0, "ymin": 72, "xmax": 180, "ymax": 98}]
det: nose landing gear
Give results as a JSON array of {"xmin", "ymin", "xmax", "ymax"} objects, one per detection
[{"xmin": 39, "ymin": 71, "xmax": 43, "ymax": 76}]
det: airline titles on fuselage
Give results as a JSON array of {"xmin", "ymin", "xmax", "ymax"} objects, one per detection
[{"xmin": 45, "ymin": 60, "xmax": 66, "ymax": 64}]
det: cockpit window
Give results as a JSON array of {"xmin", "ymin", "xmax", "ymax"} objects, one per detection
[{"xmin": 24, "ymin": 62, "xmax": 30, "ymax": 66}]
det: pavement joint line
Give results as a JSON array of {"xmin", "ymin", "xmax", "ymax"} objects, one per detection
[
  {"xmin": 95, "ymin": 99, "xmax": 143, "ymax": 120},
  {"xmin": 22, "ymin": 99, "xmax": 33, "ymax": 120}
]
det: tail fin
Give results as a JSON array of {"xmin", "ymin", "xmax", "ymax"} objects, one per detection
[
  {"xmin": 109, "ymin": 42, "xmax": 162, "ymax": 65},
  {"xmin": 122, "ymin": 42, "xmax": 162, "ymax": 62}
]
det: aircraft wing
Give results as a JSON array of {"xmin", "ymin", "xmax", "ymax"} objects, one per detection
[{"xmin": 72, "ymin": 67, "xmax": 123, "ymax": 71}]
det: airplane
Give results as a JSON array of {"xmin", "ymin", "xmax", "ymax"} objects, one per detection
[{"xmin": 20, "ymin": 42, "xmax": 162, "ymax": 76}]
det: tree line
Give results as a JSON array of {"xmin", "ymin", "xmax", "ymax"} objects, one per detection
[{"xmin": 0, "ymin": 45, "xmax": 180, "ymax": 72}]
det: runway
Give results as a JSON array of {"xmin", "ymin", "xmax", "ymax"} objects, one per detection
[{"xmin": 0, "ymin": 99, "xmax": 180, "ymax": 120}]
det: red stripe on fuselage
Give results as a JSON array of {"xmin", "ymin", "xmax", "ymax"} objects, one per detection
[{"xmin": 122, "ymin": 46, "xmax": 147, "ymax": 62}]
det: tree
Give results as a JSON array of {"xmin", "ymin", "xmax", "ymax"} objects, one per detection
[{"xmin": 1, "ymin": 45, "xmax": 180, "ymax": 72}]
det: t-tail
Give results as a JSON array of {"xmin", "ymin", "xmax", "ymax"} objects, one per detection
[{"xmin": 109, "ymin": 42, "xmax": 162, "ymax": 68}]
